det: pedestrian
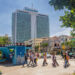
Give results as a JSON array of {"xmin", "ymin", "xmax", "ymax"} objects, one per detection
[
  {"xmin": 43, "ymin": 52, "xmax": 48, "ymax": 66},
  {"xmin": 34, "ymin": 53, "xmax": 38, "ymax": 66},
  {"xmin": 23, "ymin": 53, "xmax": 28, "ymax": 67},
  {"xmin": 28, "ymin": 52, "xmax": 34, "ymax": 67},
  {"xmin": 64, "ymin": 52, "xmax": 70, "ymax": 68},
  {"xmin": 52, "ymin": 52, "xmax": 59, "ymax": 67}
]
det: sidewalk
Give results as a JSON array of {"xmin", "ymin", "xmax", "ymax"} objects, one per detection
[{"xmin": 0, "ymin": 58, "xmax": 75, "ymax": 75}]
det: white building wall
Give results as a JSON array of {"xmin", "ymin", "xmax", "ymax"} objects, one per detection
[{"xmin": 30, "ymin": 12, "xmax": 37, "ymax": 39}]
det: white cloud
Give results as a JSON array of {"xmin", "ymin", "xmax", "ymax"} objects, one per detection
[{"xmin": 51, "ymin": 28, "xmax": 72, "ymax": 37}]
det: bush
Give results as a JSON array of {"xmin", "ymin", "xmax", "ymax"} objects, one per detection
[{"xmin": 0, "ymin": 71, "xmax": 2, "ymax": 75}]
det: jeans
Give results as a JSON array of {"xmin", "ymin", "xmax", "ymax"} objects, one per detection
[{"xmin": 64, "ymin": 60, "xmax": 68, "ymax": 67}]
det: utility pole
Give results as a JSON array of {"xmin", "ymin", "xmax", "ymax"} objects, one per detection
[
  {"xmin": 31, "ymin": 1, "xmax": 35, "ymax": 52},
  {"xmin": 48, "ymin": 17, "xmax": 50, "ymax": 53}
]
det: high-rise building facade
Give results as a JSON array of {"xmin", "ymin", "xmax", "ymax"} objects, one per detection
[{"xmin": 12, "ymin": 7, "xmax": 49, "ymax": 43}]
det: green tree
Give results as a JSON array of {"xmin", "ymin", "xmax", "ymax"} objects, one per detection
[
  {"xmin": 0, "ymin": 37, "xmax": 4, "ymax": 44},
  {"xmin": 41, "ymin": 43, "xmax": 48, "ymax": 52},
  {"xmin": 35, "ymin": 45, "xmax": 39, "ymax": 52},
  {"xmin": 0, "ymin": 37, "xmax": 11, "ymax": 45},
  {"xmin": 61, "ymin": 41, "xmax": 71, "ymax": 49},
  {"xmin": 49, "ymin": 0, "xmax": 75, "ymax": 10},
  {"xmin": 49, "ymin": 0, "xmax": 75, "ymax": 36},
  {"xmin": 70, "ymin": 39, "xmax": 75, "ymax": 48},
  {"xmin": 61, "ymin": 40, "xmax": 75, "ymax": 49}
]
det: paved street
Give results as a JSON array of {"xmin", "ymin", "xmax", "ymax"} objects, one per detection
[{"xmin": 0, "ymin": 56, "xmax": 75, "ymax": 75}]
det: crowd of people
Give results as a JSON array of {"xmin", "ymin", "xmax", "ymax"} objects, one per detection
[
  {"xmin": 23, "ymin": 51, "xmax": 70, "ymax": 68},
  {"xmin": 23, "ymin": 51, "xmax": 39, "ymax": 67}
]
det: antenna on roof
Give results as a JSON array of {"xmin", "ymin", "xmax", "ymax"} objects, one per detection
[
  {"xmin": 32, "ymin": 3, "xmax": 34, "ymax": 10},
  {"xmin": 31, "ymin": 0, "xmax": 34, "ymax": 10}
]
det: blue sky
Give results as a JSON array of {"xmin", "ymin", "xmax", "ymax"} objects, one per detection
[{"xmin": 0, "ymin": 0, "xmax": 71, "ymax": 36}]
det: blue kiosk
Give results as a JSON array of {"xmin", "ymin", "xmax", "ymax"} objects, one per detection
[{"xmin": 0, "ymin": 44, "xmax": 32, "ymax": 65}]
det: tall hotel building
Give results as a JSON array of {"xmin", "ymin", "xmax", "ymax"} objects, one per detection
[{"xmin": 12, "ymin": 7, "xmax": 49, "ymax": 43}]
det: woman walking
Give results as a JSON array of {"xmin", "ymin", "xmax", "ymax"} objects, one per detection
[
  {"xmin": 28, "ymin": 52, "xmax": 34, "ymax": 67},
  {"xmin": 64, "ymin": 52, "xmax": 70, "ymax": 68},
  {"xmin": 43, "ymin": 52, "xmax": 48, "ymax": 66},
  {"xmin": 52, "ymin": 52, "xmax": 59, "ymax": 67}
]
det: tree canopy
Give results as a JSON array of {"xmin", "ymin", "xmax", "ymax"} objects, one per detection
[
  {"xmin": 60, "ymin": 11, "xmax": 75, "ymax": 28},
  {"xmin": 49, "ymin": 0, "xmax": 75, "ymax": 36},
  {"xmin": 61, "ymin": 39, "xmax": 75, "ymax": 50},
  {"xmin": 41, "ymin": 43, "xmax": 48, "ymax": 48},
  {"xmin": 49, "ymin": 0, "xmax": 75, "ymax": 10},
  {"xmin": 0, "ymin": 37, "xmax": 11, "ymax": 45},
  {"xmin": 35, "ymin": 45, "xmax": 39, "ymax": 52}
]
